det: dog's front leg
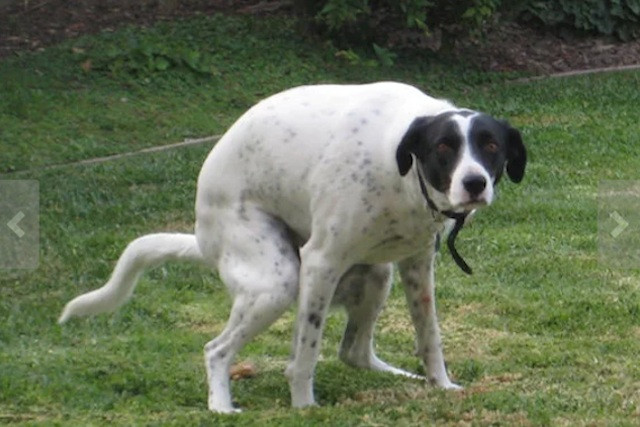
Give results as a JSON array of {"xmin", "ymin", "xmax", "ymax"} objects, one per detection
[
  {"xmin": 398, "ymin": 251, "xmax": 461, "ymax": 390},
  {"xmin": 285, "ymin": 247, "xmax": 346, "ymax": 408}
]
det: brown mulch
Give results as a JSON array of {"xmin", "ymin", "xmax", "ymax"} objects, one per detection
[
  {"xmin": 1, "ymin": 0, "xmax": 639, "ymax": 74},
  {"xmin": 0, "ymin": 0, "xmax": 261, "ymax": 58},
  {"xmin": 458, "ymin": 21, "xmax": 640, "ymax": 74}
]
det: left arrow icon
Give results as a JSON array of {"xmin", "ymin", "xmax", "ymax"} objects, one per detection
[{"xmin": 7, "ymin": 211, "xmax": 25, "ymax": 238}]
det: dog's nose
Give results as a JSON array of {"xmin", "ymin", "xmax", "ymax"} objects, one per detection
[{"xmin": 462, "ymin": 175, "xmax": 486, "ymax": 197}]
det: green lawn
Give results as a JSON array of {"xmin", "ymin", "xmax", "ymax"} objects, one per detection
[{"xmin": 2, "ymin": 13, "xmax": 640, "ymax": 426}]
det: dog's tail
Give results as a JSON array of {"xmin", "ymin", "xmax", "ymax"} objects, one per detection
[{"xmin": 58, "ymin": 233, "xmax": 203, "ymax": 324}]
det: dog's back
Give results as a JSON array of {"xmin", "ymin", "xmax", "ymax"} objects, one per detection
[{"xmin": 195, "ymin": 82, "xmax": 454, "ymax": 242}]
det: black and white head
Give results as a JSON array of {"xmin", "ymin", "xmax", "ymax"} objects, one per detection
[{"xmin": 396, "ymin": 110, "xmax": 527, "ymax": 213}]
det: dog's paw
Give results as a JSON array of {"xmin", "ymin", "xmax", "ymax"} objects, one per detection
[
  {"xmin": 443, "ymin": 382, "xmax": 463, "ymax": 391},
  {"xmin": 289, "ymin": 385, "xmax": 317, "ymax": 409},
  {"xmin": 208, "ymin": 394, "xmax": 242, "ymax": 414},
  {"xmin": 208, "ymin": 403, "xmax": 242, "ymax": 414},
  {"xmin": 292, "ymin": 400, "xmax": 319, "ymax": 410},
  {"xmin": 430, "ymin": 378, "xmax": 463, "ymax": 391}
]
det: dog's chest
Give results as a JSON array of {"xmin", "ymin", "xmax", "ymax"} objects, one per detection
[{"xmin": 355, "ymin": 203, "xmax": 443, "ymax": 264}]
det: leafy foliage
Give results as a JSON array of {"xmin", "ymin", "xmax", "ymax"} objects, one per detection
[
  {"xmin": 317, "ymin": 0, "xmax": 372, "ymax": 30},
  {"xmin": 81, "ymin": 25, "xmax": 219, "ymax": 78},
  {"xmin": 522, "ymin": 0, "xmax": 640, "ymax": 40},
  {"xmin": 297, "ymin": 0, "xmax": 502, "ymax": 52},
  {"xmin": 298, "ymin": 0, "xmax": 640, "ymax": 48}
]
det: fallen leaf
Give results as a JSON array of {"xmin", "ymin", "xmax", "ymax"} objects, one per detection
[{"xmin": 230, "ymin": 361, "xmax": 256, "ymax": 380}]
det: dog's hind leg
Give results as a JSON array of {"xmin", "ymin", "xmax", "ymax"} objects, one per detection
[
  {"xmin": 204, "ymin": 292, "xmax": 294, "ymax": 413},
  {"xmin": 202, "ymin": 215, "xmax": 300, "ymax": 413},
  {"xmin": 335, "ymin": 264, "xmax": 424, "ymax": 379}
]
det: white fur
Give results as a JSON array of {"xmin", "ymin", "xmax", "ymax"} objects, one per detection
[
  {"xmin": 448, "ymin": 114, "xmax": 494, "ymax": 208},
  {"xmin": 59, "ymin": 234, "xmax": 202, "ymax": 323},
  {"xmin": 59, "ymin": 82, "xmax": 500, "ymax": 413}
]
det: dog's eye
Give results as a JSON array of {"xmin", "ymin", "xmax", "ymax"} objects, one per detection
[
  {"xmin": 436, "ymin": 143, "xmax": 451, "ymax": 154},
  {"xmin": 436, "ymin": 139, "xmax": 454, "ymax": 154},
  {"xmin": 483, "ymin": 141, "xmax": 498, "ymax": 153},
  {"xmin": 478, "ymin": 135, "xmax": 498, "ymax": 154}
]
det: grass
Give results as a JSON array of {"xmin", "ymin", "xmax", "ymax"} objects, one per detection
[{"xmin": 2, "ymin": 12, "xmax": 640, "ymax": 426}]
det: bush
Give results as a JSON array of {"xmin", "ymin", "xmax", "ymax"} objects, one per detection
[
  {"xmin": 294, "ymin": 0, "xmax": 502, "ymax": 48},
  {"xmin": 294, "ymin": 0, "xmax": 640, "ymax": 50},
  {"xmin": 522, "ymin": 0, "xmax": 640, "ymax": 40}
]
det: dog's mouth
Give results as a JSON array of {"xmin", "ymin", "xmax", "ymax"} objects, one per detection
[
  {"xmin": 447, "ymin": 198, "xmax": 488, "ymax": 213},
  {"xmin": 459, "ymin": 199, "xmax": 488, "ymax": 209}
]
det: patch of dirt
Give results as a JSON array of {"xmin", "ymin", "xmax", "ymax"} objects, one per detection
[
  {"xmin": 2, "ymin": 0, "xmax": 640, "ymax": 75},
  {"xmin": 458, "ymin": 21, "xmax": 640, "ymax": 74},
  {"xmin": 0, "ymin": 0, "xmax": 264, "ymax": 58}
]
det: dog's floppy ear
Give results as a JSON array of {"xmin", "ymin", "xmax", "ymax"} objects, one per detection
[
  {"xmin": 505, "ymin": 125, "xmax": 527, "ymax": 183},
  {"xmin": 396, "ymin": 116, "xmax": 431, "ymax": 176}
]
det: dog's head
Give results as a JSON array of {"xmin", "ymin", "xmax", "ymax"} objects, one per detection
[{"xmin": 396, "ymin": 110, "xmax": 526, "ymax": 212}]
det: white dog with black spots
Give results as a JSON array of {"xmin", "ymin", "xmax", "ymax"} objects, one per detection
[{"xmin": 59, "ymin": 81, "xmax": 527, "ymax": 413}]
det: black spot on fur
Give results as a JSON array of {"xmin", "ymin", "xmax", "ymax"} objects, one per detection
[{"xmin": 308, "ymin": 313, "xmax": 321, "ymax": 329}]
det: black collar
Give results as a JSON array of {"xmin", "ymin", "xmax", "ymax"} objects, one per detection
[{"xmin": 416, "ymin": 165, "xmax": 473, "ymax": 275}]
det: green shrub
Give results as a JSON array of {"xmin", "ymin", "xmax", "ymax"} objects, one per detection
[
  {"xmin": 85, "ymin": 27, "xmax": 219, "ymax": 78},
  {"xmin": 522, "ymin": 0, "xmax": 640, "ymax": 40},
  {"xmin": 295, "ymin": 0, "xmax": 502, "ymax": 47}
]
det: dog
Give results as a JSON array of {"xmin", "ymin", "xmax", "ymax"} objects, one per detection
[{"xmin": 59, "ymin": 81, "xmax": 526, "ymax": 413}]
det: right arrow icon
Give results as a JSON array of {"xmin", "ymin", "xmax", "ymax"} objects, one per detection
[{"xmin": 609, "ymin": 211, "xmax": 629, "ymax": 238}]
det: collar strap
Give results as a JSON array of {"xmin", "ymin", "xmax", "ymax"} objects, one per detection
[
  {"xmin": 446, "ymin": 217, "xmax": 473, "ymax": 274},
  {"xmin": 416, "ymin": 165, "xmax": 473, "ymax": 275}
]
